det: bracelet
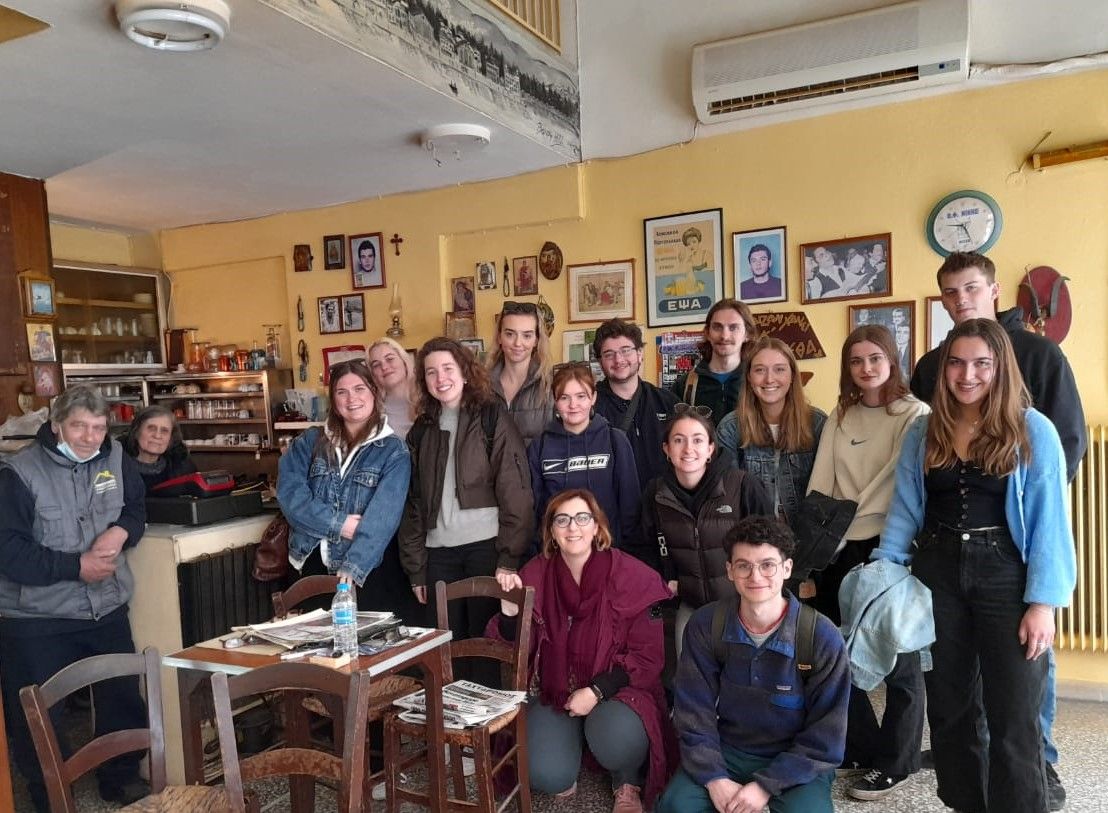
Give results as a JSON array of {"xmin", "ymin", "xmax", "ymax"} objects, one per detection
[{"xmin": 589, "ymin": 684, "xmax": 604, "ymax": 702}]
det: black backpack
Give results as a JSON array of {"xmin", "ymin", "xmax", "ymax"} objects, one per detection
[{"xmin": 710, "ymin": 593, "xmax": 818, "ymax": 683}]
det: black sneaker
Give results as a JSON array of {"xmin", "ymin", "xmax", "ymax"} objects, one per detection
[
  {"xmin": 1045, "ymin": 763, "xmax": 1066, "ymax": 811},
  {"xmin": 847, "ymin": 769, "xmax": 908, "ymax": 801},
  {"xmin": 835, "ymin": 760, "xmax": 866, "ymax": 778},
  {"xmin": 920, "ymin": 748, "xmax": 935, "ymax": 770},
  {"xmin": 99, "ymin": 778, "xmax": 150, "ymax": 806}
]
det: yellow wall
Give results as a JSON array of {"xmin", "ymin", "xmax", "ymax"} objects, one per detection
[{"xmin": 159, "ymin": 70, "xmax": 1108, "ymax": 422}]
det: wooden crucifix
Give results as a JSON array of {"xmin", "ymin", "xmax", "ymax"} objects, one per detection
[{"xmin": 390, "ymin": 233, "xmax": 404, "ymax": 256}]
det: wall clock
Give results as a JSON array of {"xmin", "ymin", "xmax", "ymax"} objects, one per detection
[{"xmin": 925, "ymin": 190, "xmax": 1003, "ymax": 256}]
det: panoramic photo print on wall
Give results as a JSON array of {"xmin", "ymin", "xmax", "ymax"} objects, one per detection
[{"xmin": 260, "ymin": 0, "xmax": 581, "ymax": 159}]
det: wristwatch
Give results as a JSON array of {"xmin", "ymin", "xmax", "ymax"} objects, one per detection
[{"xmin": 589, "ymin": 684, "xmax": 604, "ymax": 702}]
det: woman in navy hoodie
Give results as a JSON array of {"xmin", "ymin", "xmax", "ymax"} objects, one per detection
[{"xmin": 528, "ymin": 363, "xmax": 640, "ymax": 550}]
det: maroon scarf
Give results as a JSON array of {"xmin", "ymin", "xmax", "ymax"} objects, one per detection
[{"xmin": 538, "ymin": 549, "xmax": 613, "ymax": 708}]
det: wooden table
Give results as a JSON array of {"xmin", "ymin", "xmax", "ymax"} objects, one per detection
[{"xmin": 163, "ymin": 629, "xmax": 452, "ymax": 812}]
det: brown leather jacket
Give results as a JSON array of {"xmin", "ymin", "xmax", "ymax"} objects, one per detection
[{"xmin": 399, "ymin": 401, "xmax": 533, "ymax": 585}]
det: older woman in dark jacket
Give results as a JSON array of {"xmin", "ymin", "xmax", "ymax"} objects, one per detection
[
  {"xmin": 493, "ymin": 489, "xmax": 674, "ymax": 813},
  {"xmin": 123, "ymin": 405, "xmax": 197, "ymax": 491}
]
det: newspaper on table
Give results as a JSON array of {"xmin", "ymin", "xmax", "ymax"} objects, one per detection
[
  {"xmin": 393, "ymin": 680, "xmax": 527, "ymax": 729},
  {"xmin": 234, "ymin": 609, "xmax": 397, "ymax": 649}
]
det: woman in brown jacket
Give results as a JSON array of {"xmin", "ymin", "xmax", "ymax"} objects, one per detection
[{"xmin": 399, "ymin": 337, "xmax": 534, "ymax": 682}]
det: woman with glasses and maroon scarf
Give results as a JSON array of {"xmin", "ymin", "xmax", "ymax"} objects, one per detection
[
  {"xmin": 639, "ymin": 409, "xmax": 772, "ymax": 655},
  {"xmin": 492, "ymin": 489, "xmax": 674, "ymax": 813},
  {"xmin": 488, "ymin": 301, "xmax": 554, "ymax": 447}
]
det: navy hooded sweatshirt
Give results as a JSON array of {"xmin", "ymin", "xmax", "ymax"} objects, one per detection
[{"xmin": 526, "ymin": 413, "xmax": 641, "ymax": 551}]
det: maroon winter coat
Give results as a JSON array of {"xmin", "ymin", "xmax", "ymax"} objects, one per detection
[{"xmin": 488, "ymin": 548, "xmax": 676, "ymax": 802}]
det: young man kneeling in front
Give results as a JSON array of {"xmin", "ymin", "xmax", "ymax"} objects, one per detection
[{"xmin": 657, "ymin": 517, "xmax": 849, "ymax": 813}]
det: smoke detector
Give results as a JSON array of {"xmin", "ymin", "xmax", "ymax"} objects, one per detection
[
  {"xmin": 115, "ymin": 0, "xmax": 231, "ymax": 52},
  {"xmin": 421, "ymin": 124, "xmax": 491, "ymax": 165}
]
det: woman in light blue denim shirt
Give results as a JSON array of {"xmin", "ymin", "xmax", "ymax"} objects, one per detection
[
  {"xmin": 278, "ymin": 359, "xmax": 411, "ymax": 601},
  {"xmin": 715, "ymin": 337, "xmax": 825, "ymax": 525}
]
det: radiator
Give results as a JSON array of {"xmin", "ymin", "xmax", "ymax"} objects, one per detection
[
  {"xmin": 1059, "ymin": 425, "xmax": 1108, "ymax": 652},
  {"xmin": 177, "ymin": 543, "xmax": 287, "ymax": 647}
]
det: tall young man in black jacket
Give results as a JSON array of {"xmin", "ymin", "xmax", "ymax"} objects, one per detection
[{"xmin": 910, "ymin": 251, "xmax": 1085, "ymax": 811}]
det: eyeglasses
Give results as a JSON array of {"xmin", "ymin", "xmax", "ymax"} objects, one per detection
[
  {"xmin": 552, "ymin": 512, "xmax": 594, "ymax": 528},
  {"xmin": 675, "ymin": 403, "xmax": 712, "ymax": 418},
  {"xmin": 730, "ymin": 559, "xmax": 782, "ymax": 579},
  {"xmin": 501, "ymin": 301, "xmax": 538, "ymax": 316},
  {"xmin": 599, "ymin": 346, "xmax": 639, "ymax": 363}
]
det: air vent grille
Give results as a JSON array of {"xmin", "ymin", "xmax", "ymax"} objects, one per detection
[{"xmin": 708, "ymin": 66, "xmax": 920, "ymax": 116}]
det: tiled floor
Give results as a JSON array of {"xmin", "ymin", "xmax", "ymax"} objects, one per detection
[{"xmin": 12, "ymin": 696, "xmax": 1108, "ymax": 811}]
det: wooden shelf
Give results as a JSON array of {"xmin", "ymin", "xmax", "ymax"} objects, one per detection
[
  {"xmin": 180, "ymin": 419, "xmax": 264, "ymax": 425},
  {"xmin": 152, "ymin": 391, "xmax": 263, "ymax": 400},
  {"xmin": 57, "ymin": 297, "xmax": 155, "ymax": 310}
]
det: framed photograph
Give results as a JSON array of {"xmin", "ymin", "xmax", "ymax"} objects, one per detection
[
  {"xmin": 323, "ymin": 234, "xmax": 346, "ymax": 270},
  {"xmin": 318, "ymin": 296, "xmax": 342, "ymax": 334},
  {"xmin": 293, "ymin": 244, "xmax": 312, "ymax": 273},
  {"xmin": 340, "ymin": 293, "xmax": 365, "ymax": 332},
  {"xmin": 476, "ymin": 260, "xmax": 497, "ymax": 290},
  {"xmin": 849, "ymin": 301, "xmax": 915, "ymax": 373},
  {"xmin": 644, "ymin": 208, "xmax": 724, "ymax": 327},
  {"xmin": 350, "ymin": 232, "xmax": 385, "ymax": 289},
  {"xmin": 567, "ymin": 260, "xmax": 635, "ymax": 323},
  {"xmin": 451, "ymin": 276, "xmax": 476, "ymax": 314},
  {"xmin": 800, "ymin": 233, "xmax": 891, "ymax": 304},
  {"xmin": 927, "ymin": 295, "xmax": 955, "ymax": 350},
  {"xmin": 27, "ymin": 322, "xmax": 56, "ymax": 362},
  {"xmin": 322, "ymin": 344, "xmax": 367, "ymax": 384},
  {"xmin": 733, "ymin": 226, "xmax": 787, "ymax": 305},
  {"xmin": 459, "ymin": 338, "xmax": 485, "ymax": 361},
  {"xmin": 562, "ymin": 328, "xmax": 603, "ymax": 380},
  {"xmin": 22, "ymin": 276, "xmax": 56, "ymax": 318},
  {"xmin": 513, "ymin": 256, "xmax": 538, "ymax": 296},
  {"xmin": 444, "ymin": 312, "xmax": 476, "ymax": 340},
  {"xmin": 32, "ymin": 362, "xmax": 61, "ymax": 397}
]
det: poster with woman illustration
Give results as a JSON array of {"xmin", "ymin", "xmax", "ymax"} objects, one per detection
[{"xmin": 644, "ymin": 208, "xmax": 723, "ymax": 327}]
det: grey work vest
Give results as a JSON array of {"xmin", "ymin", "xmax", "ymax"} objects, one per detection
[{"xmin": 0, "ymin": 440, "xmax": 135, "ymax": 621}]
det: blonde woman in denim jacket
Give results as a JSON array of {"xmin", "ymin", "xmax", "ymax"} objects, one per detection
[
  {"xmin": 278, "ymin": 359, "xmax": 411, "ymax": 604},
  {"xmin": 716, "ymin": 337, "xmax": 826, "ymax": 526}
]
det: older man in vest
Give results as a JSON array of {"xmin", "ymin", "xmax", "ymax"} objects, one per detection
[{"xmin": 0, "ymin": 385, "xmax": 149, "ymax": 812}]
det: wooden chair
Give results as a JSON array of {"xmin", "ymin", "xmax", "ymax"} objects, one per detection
[
  {"xmin": 384, "ymin": 576, "xmax": 536, "ymax": 813},
  {"xmin": 211, "ymin": 662, "xmax": 372, "ymax": 813},
  {"xmin": 271, "ymin": 573, "xmax": 421, "ymax": 803},
  {"xmin": 271, "ymin": 574, "xmax": 340, "ymax": 619},
  {"xmin": 19, "ymin": 647, "xmax": 229, "ymax": 813}
]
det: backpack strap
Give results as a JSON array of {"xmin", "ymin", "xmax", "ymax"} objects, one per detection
[
  {"xmin": 617, "ymin": 382, "xmax": 643, "ymax": 435},
  {"xmin": 682, "ymin": 370, "xmax": 699, "ymax": 406},
  {"xmin": 711, "ymin": 594, "xmax": 737, "ymax": 665},
  {"xmin": 794, "ymin": 602, "xmax": 817, "ymax": 678},
  {"xmin": 480, "ymin": 403, "xmax": 498, "ymax": 460}
]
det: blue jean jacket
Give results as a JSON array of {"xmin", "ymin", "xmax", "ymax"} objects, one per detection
[
  {"xmin": 716, "ymin": 408, "xmax": 826, "ymax": 524},
  {"xmin": 277, "ymin": 426, "xmax": 411, "ymax": 586}
]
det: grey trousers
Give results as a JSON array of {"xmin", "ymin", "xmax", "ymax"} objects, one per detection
[{"xmin": 526, "ymin": 698, "xmax": 650, "ymax": 794}]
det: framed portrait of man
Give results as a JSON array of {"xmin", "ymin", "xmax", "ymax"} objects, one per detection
[
  {"xmin": 318, "ymin": 296, "xmax": 342, "ymax": 334},
  {"xmin": 349, "ymin": 232, "xmax": 385, "ymax": 289},
  {"xmin": 733, "ymin": 226, "xmax": 787, "ymax": 305}
]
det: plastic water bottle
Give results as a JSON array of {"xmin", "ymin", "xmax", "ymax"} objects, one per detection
[{"xmin": 331, "ymin": 583, "xmax": 359, "ymax": 658}]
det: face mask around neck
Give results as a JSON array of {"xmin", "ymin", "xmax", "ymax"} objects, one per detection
[{"xmin": 55, "ymin": 440, "xmax": 99, "ymax": 464}]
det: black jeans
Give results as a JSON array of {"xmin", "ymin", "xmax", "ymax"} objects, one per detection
[
  {"xmin": 811, "ymin": 536, "xmax": 925, "ymax": 776},
  {"xmin": 426, "ymin": 538, "xmax": 501, "ymax": 688},
  {"xmin": 913, "ymin": 525, "xmax": 1048, "ymax": 813},
  {"xmin": 0, "ymin": 611, "xmax": 147, "ymax": 813}
]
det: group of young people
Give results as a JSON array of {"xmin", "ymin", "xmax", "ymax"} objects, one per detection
[{"xmin": 273, "ymin": 251, "xmax": 1082, "ymax": 813}]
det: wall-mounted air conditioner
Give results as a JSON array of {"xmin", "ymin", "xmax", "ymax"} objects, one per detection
[{"xmin": 692, "ymin": 0, "xmax": 969, "ymax": 124}]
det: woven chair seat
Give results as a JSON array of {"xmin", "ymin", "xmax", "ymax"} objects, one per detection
[
  {"xmin": 119, "ymin": 785, "xmax": 231, "ymax": 812},
  {"xmin": 302, "ymin": 674, "xmax": 421, "ymax": 718}
]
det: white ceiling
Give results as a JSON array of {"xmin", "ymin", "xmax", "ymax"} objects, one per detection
[{"xmin": 2, "ymin": 0, "xmax": 1106, "ymax": 233}]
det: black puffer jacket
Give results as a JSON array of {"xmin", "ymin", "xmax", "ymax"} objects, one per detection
[{"xmin": 638, "ymin": 457, "xmax": 773, "ymax": 608}]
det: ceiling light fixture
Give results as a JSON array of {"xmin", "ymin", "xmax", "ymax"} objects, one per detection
[
  {"xmin": 421, "ymin": 123, "xmax": 491, "ymax": 166},
  {"xmin": 115, "ymin": 0, "xmax": 231, "ymax": 52}
]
